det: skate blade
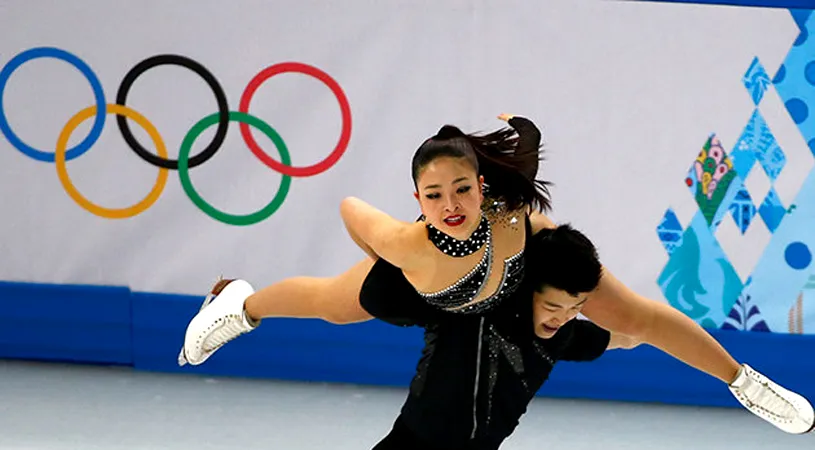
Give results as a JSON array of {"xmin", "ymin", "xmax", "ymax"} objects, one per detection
[{"xmin": 177, "ymin": 346, "xmax": 188, "ymax": 366}]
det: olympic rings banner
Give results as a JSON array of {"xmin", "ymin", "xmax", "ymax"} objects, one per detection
[
  {"xmin": 0, "ymin": 48, "xmax": 352, "ymax": 226},
  {"xmin": 1, "ymin": 1, "xmax": 813, "ymax": 336}
]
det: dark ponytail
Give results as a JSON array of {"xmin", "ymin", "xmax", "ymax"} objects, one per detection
[
  {"xmin": 411, "ymin": 117, "xmax": 552, "ymax": 213},
  {"xmin": 466, "ymin": 117, "xmax": 552, "ymax": 212}
]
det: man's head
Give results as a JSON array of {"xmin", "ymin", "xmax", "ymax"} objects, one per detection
[{"xmin": 525, "ymin": 224, "xmax": 603, "ymax": 338}]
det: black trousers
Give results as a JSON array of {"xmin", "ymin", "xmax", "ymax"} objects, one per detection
[
  {"xmin": 372, "ymin": 417, "xmax": 431, "ymax": 450},
  {"xmin": 372, "ymin": 416, "xmax": 500, "ymax": 450}
]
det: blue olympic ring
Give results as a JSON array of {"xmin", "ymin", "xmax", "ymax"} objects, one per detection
[{"xmin": 0, "ymin": 47, "xmax": 106, "ymax": 162}]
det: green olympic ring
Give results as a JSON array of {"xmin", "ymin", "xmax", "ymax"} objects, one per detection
[{"xmin": 179, "ymin": 111, "xmax": 292, "ymax": 226}]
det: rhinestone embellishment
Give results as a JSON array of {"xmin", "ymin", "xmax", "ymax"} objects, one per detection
[{"xmin": 427, "ymin": 214, "xmax": 490, "ymax": 258}]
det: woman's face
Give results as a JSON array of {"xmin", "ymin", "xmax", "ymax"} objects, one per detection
[{"xmin": 414, "ymin": 156, "xmax": 484, "ymax": 240}]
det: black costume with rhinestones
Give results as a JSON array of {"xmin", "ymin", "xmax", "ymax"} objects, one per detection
[
  {"xmin": 419, "ymin": 213, "xmax": 525, "ymax": 315},
  {"xmin": 359, "ymin": 223, "xmax": 611, "ymax": 450}
]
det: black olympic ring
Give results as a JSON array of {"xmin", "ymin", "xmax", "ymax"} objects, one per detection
[{"xmin": 115, "ymin": 54, "xmax": 229, "ymax": 170}]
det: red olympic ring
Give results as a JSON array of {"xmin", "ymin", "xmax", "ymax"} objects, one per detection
[{"xmin": 239, "ymin": 62, "xmax": 352, "ymax": 177}]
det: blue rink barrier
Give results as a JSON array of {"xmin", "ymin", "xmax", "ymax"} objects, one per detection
[{"xmin": 1, "ymin": 281, "xmax": 814, "ymax": 408}]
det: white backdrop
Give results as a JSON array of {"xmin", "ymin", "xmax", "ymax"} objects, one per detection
[{"xmin": 0, "ymin": 1, "xmax": 811, "ymax": 332}]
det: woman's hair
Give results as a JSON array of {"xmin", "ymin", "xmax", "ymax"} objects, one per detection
[{"xmin": 410, "ymin": 119, "xmax": 552, "ymax": 212}]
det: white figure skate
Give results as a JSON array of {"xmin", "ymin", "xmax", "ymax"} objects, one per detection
[
  {"xmin": 729, "ymin": 363, "xmax": 814, "ymax": 434},
  {"xmin": 177, "ymin": 278, "xmax": 260, "ymax": 366}
]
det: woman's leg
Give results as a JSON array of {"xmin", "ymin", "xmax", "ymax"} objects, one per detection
[
  {"xmin": 179, "ymin": 256, "xmax": 377, "ymax": 366},
  {"xmin": 244, "ymin": 256, "xmax": 376, "ymax": 324}
]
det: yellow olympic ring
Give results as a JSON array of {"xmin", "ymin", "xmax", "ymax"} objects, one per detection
[{"xmin": 55, "ymin": 104, "xmax": 169, "ymax": 219}]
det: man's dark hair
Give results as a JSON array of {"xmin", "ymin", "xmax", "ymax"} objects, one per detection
[{"xmin": 525, "ymin": 224, "xmax": 602, "ymax": 296}]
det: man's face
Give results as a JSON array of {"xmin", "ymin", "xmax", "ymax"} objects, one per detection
[{"xmin": 532, "ymin": 286, "xmax": 590, "ymax": 339}]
